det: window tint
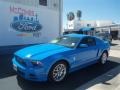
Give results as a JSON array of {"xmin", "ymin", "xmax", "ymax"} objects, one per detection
[
  {"xmin": 81, "ymin": 37, "xmax": 96, "ymax": 46},
  {"xmin": 39, "ymin": 0, "xmax": 47, "ymax": 6}
]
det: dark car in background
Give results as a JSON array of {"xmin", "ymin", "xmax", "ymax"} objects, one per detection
[{"xmin": 95, "ymin": 32, "xmax": 112, "ymax": 44}]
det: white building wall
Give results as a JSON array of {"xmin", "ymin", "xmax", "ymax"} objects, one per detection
[
  {"xmin": 0, "ymin": 0, "xmax": 61, "ymax": 11},
  {"xmin": 0, "ymin": 0, "xmax": 38, "ymax": 6},
  {"xmin": 96, "ymin": 21, "xmax": 113, "ymax": 27},
  {"xmin": 0, "ymin": 0, "xmax": 63, "ymax": 46}
]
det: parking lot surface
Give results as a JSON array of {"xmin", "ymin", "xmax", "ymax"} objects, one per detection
[{"xmin": 0, "ymin": 40, "xmax": 120, "ymax": 90}]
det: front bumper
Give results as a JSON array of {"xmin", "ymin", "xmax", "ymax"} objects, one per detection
[{"xmin": 12, "ymin": 58, "xmax": 48, "ymax": 82}]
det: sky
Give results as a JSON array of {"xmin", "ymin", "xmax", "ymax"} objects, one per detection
[{"xmin": 63, "ymin": 0, "xmax": 120, "ymax": 28}]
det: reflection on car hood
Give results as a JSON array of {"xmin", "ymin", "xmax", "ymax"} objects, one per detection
[{"xmin": 15, "ymin": 43, "xmax": 71, "ymax": 60}]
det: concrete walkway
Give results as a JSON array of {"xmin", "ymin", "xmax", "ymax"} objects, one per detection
[{"xmin": 110, "ymin": 50, "xmax": 120, "ymax": 58}]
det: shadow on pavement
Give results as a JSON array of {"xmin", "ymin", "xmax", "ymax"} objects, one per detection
[
  {"xmin": 111, "ymin": 43, "xmax": 118, "ymax": 46},
  {"xmin": 0, "ymin": 54, "xmax": 16, "ymax": 79},
  {"xmin": 17, "ymin": 57, "xmax": 120, "ymax": 90}
]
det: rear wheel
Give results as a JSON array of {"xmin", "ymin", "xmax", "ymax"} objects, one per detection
[
  {"xmin": 100, "ymin": 52, "xmax": 108, "ymax": 64},
  {"xmin": 48, "ymin": 61, "xmax": 68, "ymax": 82}
]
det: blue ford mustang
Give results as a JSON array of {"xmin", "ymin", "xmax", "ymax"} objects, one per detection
[{"xmin": 12, "ymin": 34, "xmax": 110, "ymax": 82}]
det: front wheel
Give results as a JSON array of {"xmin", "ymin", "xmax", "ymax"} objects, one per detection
[
  {"xmin": 100, "ymin": 52, "xmax": 108, "ymax": 64},
  {"xmin": 48, "ymin": 61, "xmax": 68, "ymax": 82}
]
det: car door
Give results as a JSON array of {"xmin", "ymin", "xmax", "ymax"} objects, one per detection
[{"xmin": 75, "ymin": 37, "xmax": 98, "ymax": 66}]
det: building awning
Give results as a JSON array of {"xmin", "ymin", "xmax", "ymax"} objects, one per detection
[{"xmin": 79, "ymin": 27, "xmax": 94, "ymax": 31}]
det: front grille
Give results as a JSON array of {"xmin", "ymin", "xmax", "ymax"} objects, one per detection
[{"xmin": 15, "ymin": 55, "xmax": 26, "ymax": 67}]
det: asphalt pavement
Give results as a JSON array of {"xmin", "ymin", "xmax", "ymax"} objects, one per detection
[{"xmin": 0, "ymin": 40, "xmax": 120, "ymax": 90}]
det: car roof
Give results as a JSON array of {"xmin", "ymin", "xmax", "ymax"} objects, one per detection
[{"xmin": 64, "ymin": 34, "xmax": 90, "ymax": 38}]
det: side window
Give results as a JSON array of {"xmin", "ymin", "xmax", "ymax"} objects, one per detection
[
  {"xmin": 81, "ymin": 37, "xmax": 96, "ymax": 46},
  {"xmin": 80, "ymin": 37, "xmax": 88, "ymax": 45},
  {"xmin": 87, "ymin": 37, "xmax": 96, "ymax": 46},
  {"xmin": 39, "ymin": 0, "xmax": 47, "ymax": 6}
]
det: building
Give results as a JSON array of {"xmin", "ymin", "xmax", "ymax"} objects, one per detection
[
  {"xmin": 0, "ymin": 0, "xmax": 63, "ymax": 54},
  {"xmin": 66, "ymin": 20, "xmax": 113, "ymax": 30},
  {"xmin": 96, "ymin": 24, "xmax": 120, "ymax": 39},
  {"xmin": 66, "ymin": 19, "xmax": 120, "ymax": 39}
]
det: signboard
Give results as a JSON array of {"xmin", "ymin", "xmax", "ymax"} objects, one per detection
[{"xmin": 0, "ymin": 1, "xmax": 61, "ymax": 46}]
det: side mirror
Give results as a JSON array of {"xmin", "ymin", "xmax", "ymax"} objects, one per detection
[{"xmin": 79, "ymin": 44, "xmax": 88, "ymax": 48}]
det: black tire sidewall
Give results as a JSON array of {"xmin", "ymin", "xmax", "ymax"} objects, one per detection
[{"xmin": 100, "ymin": 52, "xmax": 108, "ymax": 65}]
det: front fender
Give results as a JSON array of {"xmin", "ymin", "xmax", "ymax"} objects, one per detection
[{"xmin": 42, "ymin": 54, "xmax": 71, "ymax": 76}]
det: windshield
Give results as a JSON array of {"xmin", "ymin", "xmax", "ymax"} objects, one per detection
[{"xmin": 50, "ymin": 36, "xmax": 80, "ymax": 48}]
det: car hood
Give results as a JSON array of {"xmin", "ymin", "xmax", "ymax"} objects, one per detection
[{"xmin": 15, "ymin": 43, "xmax": 71, "ymax": 60}]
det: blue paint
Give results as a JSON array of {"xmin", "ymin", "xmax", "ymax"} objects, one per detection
[{"xmin": 12, "ymin": 34, "xmax": 110, "ymax": 82}]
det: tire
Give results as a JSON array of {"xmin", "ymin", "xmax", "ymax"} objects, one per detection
[
  {"xmin": 48, "ymin": 61, "xmax": 68, "ymax": 83},
  {"xmin": 100, "ymin": 52, "xmax": 108, "ymax": 65}
]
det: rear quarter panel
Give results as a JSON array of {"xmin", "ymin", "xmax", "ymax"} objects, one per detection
[{"xmin": 95, "ymin": 37, "xmax": 110, "ymax": 57}]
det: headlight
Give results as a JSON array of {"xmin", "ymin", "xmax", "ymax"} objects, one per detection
[{"xmin": 31, "ymin": 61, "xmax": 43, "ymax": 67}]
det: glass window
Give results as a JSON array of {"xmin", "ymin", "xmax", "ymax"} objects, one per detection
[
  {"xmin": 50, "ymin": 36, "xmax": 80, "ymax": 48},
  {"xmin": 81, "ymin": 37, "xmax": 96, "ymax": 46},
  {"xmin": 39, "ymin": 0, "xmax": 47, "ymax": 6}
]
